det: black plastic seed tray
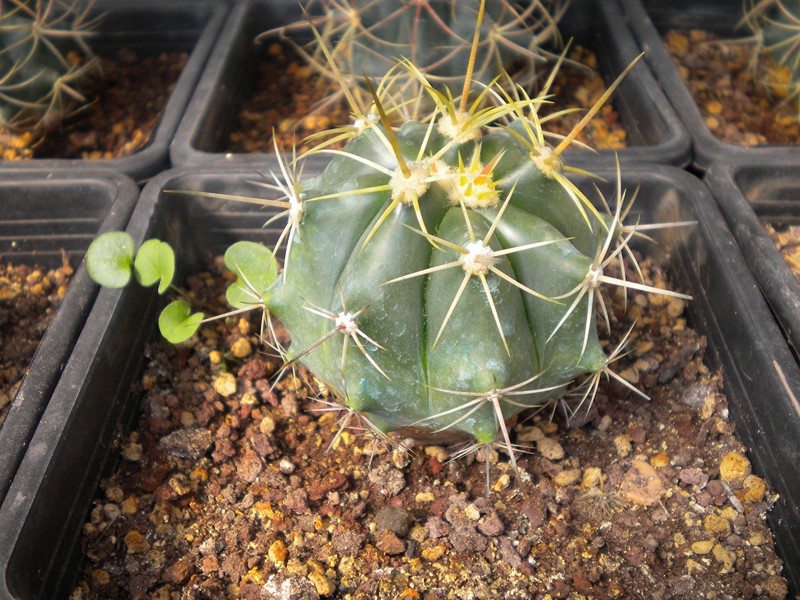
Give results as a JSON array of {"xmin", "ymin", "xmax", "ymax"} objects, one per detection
[
  {"xmin": 1, "ymin": 162, "xmax": 798, "ymax": 597},
  {"xmin": 0, "ymin": 171, "xmax": 139, "ymax": 508},
  {"xmin": 617, "ymin": 0, "xmax": 800, "ymax": 172},
  {"xmin": 0, "ymin": 0, "xmax": 228, "ymax": 183},
  {"xmin": 169, "ymin": 0, "xmax": 690, "ymax": 169},
  {"xmin": 706, "ymin": 158, "xmax": 800, "ymax": 363}
]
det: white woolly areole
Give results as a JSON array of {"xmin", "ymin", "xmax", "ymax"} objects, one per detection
[
  {"xmin": 288, "ymin": 193, "xmax": 303, "ymax": 223},
  {"xmin": 335, "ymin": 311, "xmax": 358, "ymax": 335},
  {"xmin": 586, "ymin": 264, "xmax": 603, "ymax": 289},
  {"xmin": 390, "ymin": 162, "xmax": 430, "ymax": 205},
  {"xmin": 531, "ymin": 145, "xmax": 564, "ymax": 178},
  {"xmin": 438, "ymin": 111, "xmax": 482, "ymax": 143},
  {"xmin": 352, "ymin": 112, "xmax": 378, "ymax": 134},
  {"xmin": 460, "ymin": 240, "xmax": 496, "ymax": 276}
]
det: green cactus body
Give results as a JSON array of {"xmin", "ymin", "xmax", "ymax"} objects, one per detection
[
  {"xmin": 265, "ymin": 120, "xmax": 609, "ymax": 444},
  {"xmin": 760, "ymin": 0, "xmax": 800, "ymax": 69},
  {"xmin": 747, "ymin": 0, "xmax": 800, "ymax": 108},
  {"xmin": 0, "ymin": 0, "xmax": 96, "ymax": 131}
]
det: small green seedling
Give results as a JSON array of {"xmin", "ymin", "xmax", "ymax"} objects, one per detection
[{"xmin": 87, "ymin": 232, "xmax": 204, "ymax": 344}]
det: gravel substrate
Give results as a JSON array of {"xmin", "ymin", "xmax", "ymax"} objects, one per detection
[{"xmin": 71, "ymin": 254, "xmax": 789, "ymax": 599}]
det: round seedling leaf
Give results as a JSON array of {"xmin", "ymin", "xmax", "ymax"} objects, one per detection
[
  {"xmin": 86, "ymin": 231, "xmax": 135, "ymax": 288},
  {"xmin": 158, "ymin": 300, "xmax": 204, "ymax": 344},
  {"xmin": 224, "ymin": 241, "xmax": 279, "ymax": 309},
  {"xmin": 134, "ymin": 239, "xmax": 175, "ymax": 294}
]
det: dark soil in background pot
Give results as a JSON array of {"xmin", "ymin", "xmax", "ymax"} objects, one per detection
[
  {"xmin": 662, "ymin": 29, "xmax": 799, "ymax": 146},
  {"xmin": 227, "ymin": 43, "xmax": 628, "ymax": 155},
  {"xmin": 72, "ymin": 254, "xmax": 788, "ymax": 599},
  {"xmin": 0, "ymin": 51, "xmax": 187, "ymax": 162},
  {"xmin": 0, "ymin": 255, "xmax": 73, "ymax": 428}
]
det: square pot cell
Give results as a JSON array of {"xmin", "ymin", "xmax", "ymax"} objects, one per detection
[
  {"xmin": 2, "ymin": 163, "xmax": 798, "ymax": 597},
  {"xmin": 0, "ymin": 171, "xmax": 139, "ymax": 507},
  {"xmin": 169, "ymin": 0, "xmax": 690, "ymax": 168},
  {"xmin": 706, "ymin": 159, "xmax": 800, "ymax": 365},
  {"xmin": 618, "ymin": 0, "xmax": 800, "ymax": 171},
  {"xmin": 0, "ymin": 0, "xmax": 228, "ymax": 182}
]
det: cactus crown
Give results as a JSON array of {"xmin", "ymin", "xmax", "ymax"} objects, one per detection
[
  {"xmin": 743, "ymin": 0, "xmax": 800, "ymax": 112},
  {"xmin": 0, "ymin": 0, "xmax": 99, "ymax": 132},
  {"xmin": 87, "ymin": 0, "xmax": 690, "ymax": 487},
  {"xmin": 262, "ymin": 0, "xmax": 567, "ymax": 119}
]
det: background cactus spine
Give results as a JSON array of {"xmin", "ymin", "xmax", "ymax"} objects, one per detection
[
  {"xmin": 0, "ymin": 0, "xmax": 99, "ymax": 133},
  {"xmin": 263, "ymin": 0, "xmax": 568, "ymax": 119},
  {"xmin": 743, "ymin": 0, "xmax": 800, "ymax": 116}
]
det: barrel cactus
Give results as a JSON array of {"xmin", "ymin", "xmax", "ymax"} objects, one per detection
[
  {"xmin": 0, "ymin": 0, "xmax": 98, "ymax": 132},
  {"xmin": 744, "ymin": 0, "xmax": 800, "ymax": 113},
  {"xmin": 87, "ymin": 49, "xmax": 688, "ymax": 475},
  {"xmin": 265, "ymin": 0, "xmax": 567, "ymax": 116}
]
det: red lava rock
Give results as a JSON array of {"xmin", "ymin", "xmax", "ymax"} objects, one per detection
[
  {"xmin": 425, "ymin": 516, "xmax": 451, "ymax": 539},
  {"xmin": 162, "ymin": 556, "xmax": 194, "ymax": 585},
  {"xmin": 255, "ymin": 379, "xmax": 278, "ymax": 406},
  {"xmin": 477, "ymin": 511, "xmax": 504, "ymax": 537},
  {"xmin": 283, "ymin": 489, "xmax": 309, "ymax": 514},
  {"xmin": 449, "ymin": 527, "xmax": 487, "ymax": 554},
  {"xmin": 521, "ymin": 493, "xmax": 547, "ymax": 530},
  {"xmin": 678, "ymin": 467, "xmax": 709, "ymax": 489},
  {"xmin": 496, "ymin": 536, "xmax": 522, "ymax": 568},
  {"xmin": 238, "ymin": 357, "xmax": 269, "ymax": 380},
  {"xmin": 159, "ymin": 427, "xmax": 213, "ymax": 460},
  {"xmin": 154, "ymin": 483, "xmax": 179, "ymax": 503},
  {"xmin": 221, "ymin": 554, "xmax": 247, "ymax": 584},
  {"xmin": 429, "ymin": 498, "xmax": 448, "ymax": 518},
  {"xmin": 332, "ymin": 529, "xmax": 366, "ymax": 556},
  {"xmin": 377, "ymin": 530, "xmax": 406, "ymax": 555},
  {"xmin": 427, "ymin": 456, "xmax": 444, "ymax": 476},
  {"xmin": 307, "ymin": 472, "xmax": 348, "ymax": 502},
  {"xmin": 706, "ymin": 479, "xmax": 727, "ymax": 505},
  {"xmin": 250, "ymin": 433, "xmax": 277, "ymax": 458},
  {"xmin": 235, "ymin": 449, "xmax": 264, "ymax": 483},
  {"xmin": 573, "ymin": 573, "xmax": 593, "ymax": 593}
]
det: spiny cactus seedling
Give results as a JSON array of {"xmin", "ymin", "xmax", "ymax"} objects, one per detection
[
  {"xmin": 87, "ymin": 3, "xmax": 690, "ymax": 488},
  {"xmin": 743, "ymin": 0, "xmax": 800, "ymax": 115},
  {"xmin": 0, "ymin": 0, "xmax": 99, "ymax": 132},
  {"xmin": 263, "ymin": 0, "xmax": 567, "ymax": 118}
]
